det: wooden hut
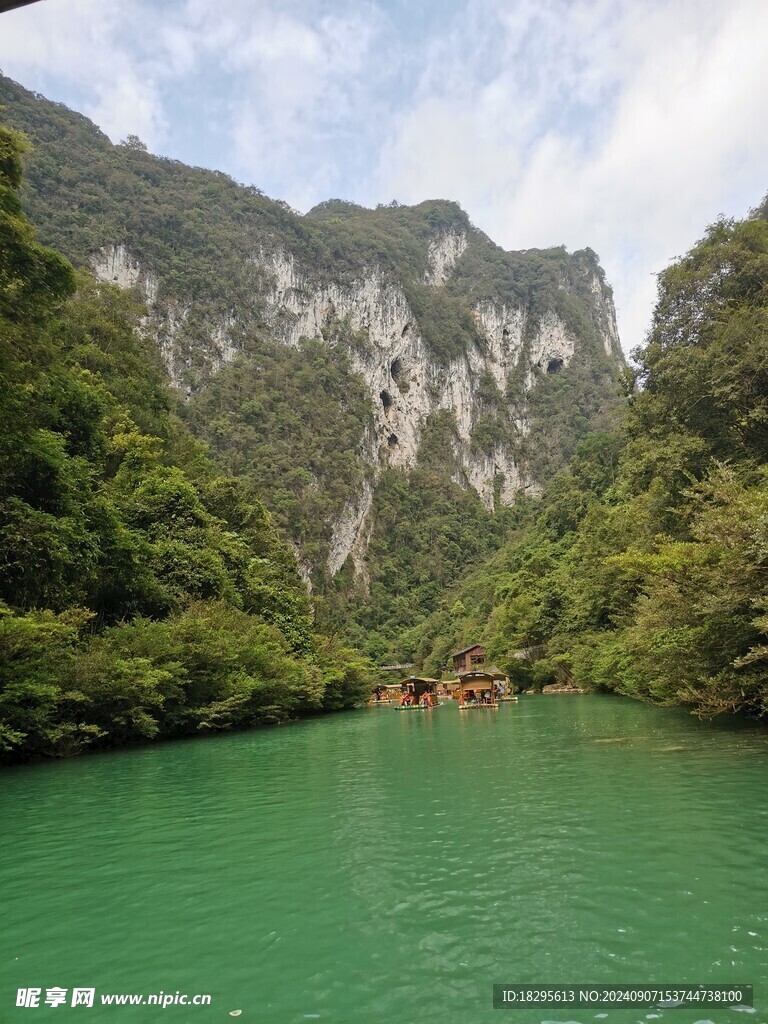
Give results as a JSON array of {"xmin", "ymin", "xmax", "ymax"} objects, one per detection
[{"xmin": 451, "ymin": 644, "xmax": 487, "ymax": 674}]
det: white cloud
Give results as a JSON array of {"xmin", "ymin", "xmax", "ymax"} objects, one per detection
[
  {"xmin": 0, "ymin": 0, "xmax": 168, "ymax": 147},
  {"xmin": 188, "ymin": 3, "xmax": 387, "ymax": 208},
  {"xmin": 0, "ymin": 0, "xmax": 390, "ymax": 205},
  {"xmin": 370, "ymin": 0, "xmax": 768, "ymax": 351},
  {"xmin": 86, "ymin": 73, "xmax": 167, "ymax": 149},
  {"xmin": 1, "ymin": 0, "xmax": 766, "ymax": 351}
]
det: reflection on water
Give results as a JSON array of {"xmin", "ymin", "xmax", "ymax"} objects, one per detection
[{"xmin": 1, "ymin": 696, "xmax": 767, "ymax": 1023}]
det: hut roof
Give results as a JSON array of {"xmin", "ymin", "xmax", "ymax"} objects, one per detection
[
  {"xmin": 457, "ymin": 666, "xmax": 507, "ymax": 681},
  {"xmin": 450, "ymin": 643, "xmax": 484, "ymax": 658}
]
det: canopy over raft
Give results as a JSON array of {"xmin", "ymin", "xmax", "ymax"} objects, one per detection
[
  {"xmin": 394, "ymin": 677, "xmax": 439, "ymax": 710},
  {"xmin": 453, "ymin": 667, "xmax": 507, "ymax": 709}
]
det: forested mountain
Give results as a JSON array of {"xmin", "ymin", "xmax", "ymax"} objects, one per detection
[
  {"xmin": 0, "ymin": 122, "xmax": 369, "ymax": 763},
  {"xmin": 0, "ymin": 70, "xmax": 765, "ymax": 740},
  {"xmin": 0, "ymin": 75, "xmax": 626, "ymax": 660},
  {"xmin": 411, "ymin": 200, "xmax": 768, "ymax": 719}
]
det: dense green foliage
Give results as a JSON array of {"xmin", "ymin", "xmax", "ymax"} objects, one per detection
[
  {"xmin": 522, "ymin": 347, "xmax": 624, "ymax": 480},
  {"xmin": 411, "ymin": 202, "xmax": 768, "ymax": 718},
  {"xmin": 184, "ymin": 332, "xmax": 374, "ymax": 580},
  {"xmin": 320, "ymin": 412, "xmax": 514, "ymax": 661},
  {"xmin": 0, "ymin": 125, "xmax": 371, "ymax": 762}
]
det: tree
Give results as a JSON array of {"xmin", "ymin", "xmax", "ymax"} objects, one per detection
[{"xmin": 120, "ymin": 134, "xmax": 148, "ymax": 152}]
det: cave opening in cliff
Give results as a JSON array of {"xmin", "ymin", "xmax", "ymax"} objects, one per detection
[
  {"xmin": 546, "ymin": 358, "xmax": 564, "ymax": 374},
  {"xmin": 390, "ymin": 356, "xmax": 403, "ymax": 381},
  {"xmin": 401, "ymin": 323, "xmax": 411, "ymax": 338},
  {"xmin": 380, "ymin": 390, "xmax": 393, "ymax": 411},
  {"xmin": 387, "ymin": 433, "xmax": 398, "ymax": 447}
]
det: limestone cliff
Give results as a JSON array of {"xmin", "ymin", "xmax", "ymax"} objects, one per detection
[
  {"xmin": 0, "ymin": 73, "xmax": 624, "ymax": 583},
  {"xmin": 91, "ymin": 228, "xmax": 622, "ymax": 578}
]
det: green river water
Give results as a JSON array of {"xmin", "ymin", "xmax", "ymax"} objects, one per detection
[{"xmin": 2, "ymin": 695, "xmax": 767, "ymax": 1024}]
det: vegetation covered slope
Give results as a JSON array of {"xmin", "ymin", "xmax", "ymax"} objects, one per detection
[
  {"xmin": 410, "ymin": 200, "xmax": 768, "ymax": 718},
  {"xmin": 184, "ymin": 333, "xmax": 375, "ymax": 577},
  {"xmin": 0, "ymin": 74, "xmax": 624, "ymax": 668},
  {"xmin": 319, "ymin": 412, "xmax": 516, "ymax": 662},
  {"xmin": 0, "ymin": 124, "xmax": 370, "ymax": 763}
]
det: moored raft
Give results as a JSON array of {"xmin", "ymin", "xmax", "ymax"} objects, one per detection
[
  {"xmin": 369, "ymin": 682, "xmax": 403, "ymax": 704},
  {"xmin": 455, "ymin": 667, "xmax": 508, "ymax": 710},
  {"xmin": 394, "ymin": 676, "xmax": 440, "ymax": 710}
]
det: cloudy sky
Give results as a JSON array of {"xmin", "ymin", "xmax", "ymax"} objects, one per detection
[{"xmin": 2, "ymin": 0, "xmax": 767, "ymax": 352}]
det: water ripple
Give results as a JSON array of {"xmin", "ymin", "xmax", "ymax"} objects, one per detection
[{"xmin": 1, "ymin": 697, "xmax": 767, "ymax": 1023}]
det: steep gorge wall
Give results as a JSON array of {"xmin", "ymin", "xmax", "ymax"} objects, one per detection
[
  {"xmin": 91, "ymin": 228, "xmax": 621, "ymax": 578},
  {"xmin": 0, "ymin": 73, "xmax": 624, "ymax": 583}
]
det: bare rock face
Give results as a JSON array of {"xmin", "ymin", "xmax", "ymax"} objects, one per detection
[
  {"xmin": 93, "ymin": 244, "xmax": 158, "ymax": 302},
  {"xmin": 425, "ymin": 229, "xmax": 468, "ymax": 285},
  {"xmin": 92, "ymin": 246, "xmax": 239, "ymax": 393},
  {"xmin": 92, "ymin": 232, "xmax": 621, "ymax": 579},
  {"xmin": 255, "ymin": 248, "xmax": 548, "ymax": 539},
  {"xmin": 328, "ymin": 478, "xmax": 374, "ymax": 578}
]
